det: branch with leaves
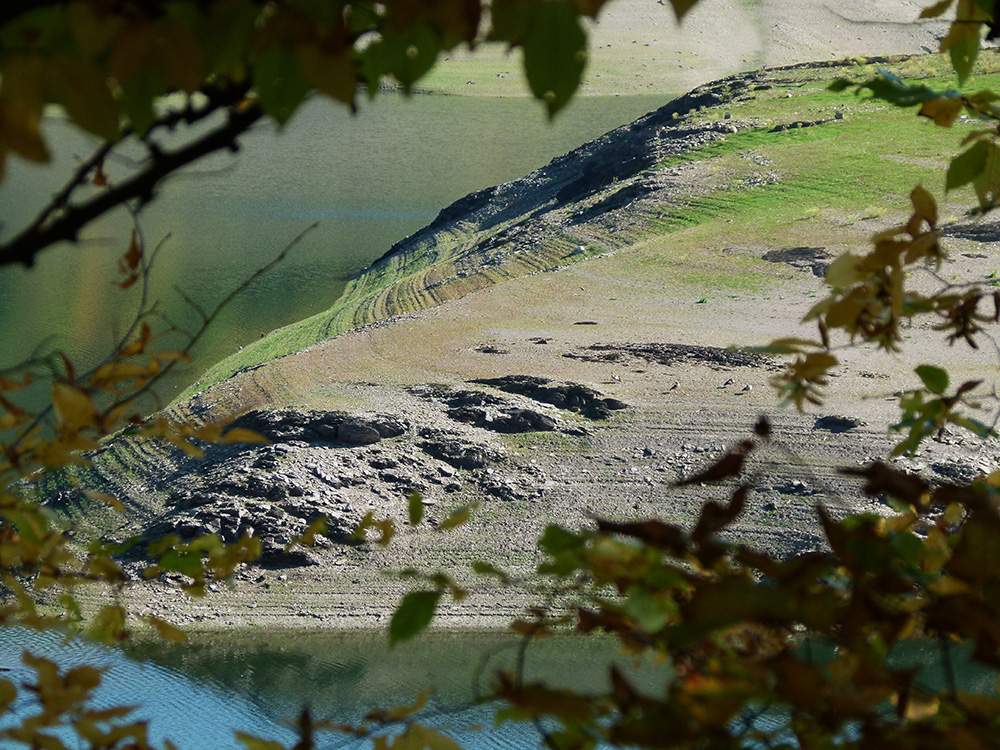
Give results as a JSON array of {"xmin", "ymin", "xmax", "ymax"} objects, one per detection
[{"xmin": 0, "ymin": 0, "xmax": 700, "ymax": 268}]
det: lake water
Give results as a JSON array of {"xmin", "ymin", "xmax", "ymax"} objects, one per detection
[
  {"xmin": 0, "ymin": 84, "xmax": 675, "ymax": 749},
  {"xmin": 2, "ymin": 627, "xmax": 997, "ymax": 750},
  {"xmin": 0, "ymin": 92, "xmax": 667, "ymax": 407},
  {"xmin": 0, "ymin": 627, "xmax": 672, "ymax": 750}
]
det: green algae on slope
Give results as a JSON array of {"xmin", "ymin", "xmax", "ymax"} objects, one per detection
[{"xmin": 187, "ymin": 54, "xmax": 990, "ymax": 397}]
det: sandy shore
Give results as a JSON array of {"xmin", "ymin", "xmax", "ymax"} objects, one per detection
[{"xmin": 421, "ymin": 0, "xmax": 948, "ymax": 96}]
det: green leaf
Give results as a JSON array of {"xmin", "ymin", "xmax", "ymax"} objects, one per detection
[
  {"xmin": 946, "ymin": 21, "xmax": 982, "ymax": 85},
  {"xmin": 383, "ymin": 24, "xmax": 440, "ymax": 92},
  {"xmin": 973, "ymin": 140, "xmax": 1000, "ymax": 208},
  {"xmin": 200, "ymin": 1, "xmax": 259, "ymax": 76},
  {"xmin": 389, "ymin": 590, "xmax": 441, "ymax": 645},
  {"xmin": 851, "ymin": 70, "xmax": 955, "ymax": 108},
  {"xmin": 624, "ymin": 586, "xmax": 670, "ymax": 633},
  {"xmin": 915, "ymin": 364, "xmax": 949, "ymax": 395},
  {"xmin": 950, "ymin": 414, "xmax": 998, "ymax": 439},
  {"xmin": 253, "ymin": 45, "xmax": 310, "ymax": 125},
  {"xmin": 120, "ymin": 68, "xmax": 165, "ymax": 137},
  {"xmin": 438, "ymin": 502, "xmax": 475, "ymax": 530},
  {"xmin": 0, "ymin": 678, "xmax": 15, "ymax": 714},
  {"xmin": 947, "ymin": 140, "xmax": 990, "ymax": 192},
  {"xmin": 408, "ymin": 491, "xmax": 424, "ymax": 526},
  {"xmin": 522, "ymin": 0, "xmax": 587, "ymax": 117},
  {"xmin": 472, "ymin": 560, "xmax": 511, "ymax": 584},
  {"xmin": 539, "ymin": 524, "xmax": 587, "ymax": 555}
]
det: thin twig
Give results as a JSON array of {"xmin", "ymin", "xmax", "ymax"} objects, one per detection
[{"xmin": 1, "ymin": 101, "xmax": 262, "ymax": 268}]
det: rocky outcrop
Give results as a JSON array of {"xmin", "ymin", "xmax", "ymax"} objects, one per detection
[
  {"xmin": 228, "ymin": 409, "xmax": 407, "ymax": 445},
  {"xmin": 473, "ymin": 375, "xmax": 628, "ymax": 419}
]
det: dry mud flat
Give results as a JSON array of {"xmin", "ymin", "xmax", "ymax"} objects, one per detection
[
  {"xmin": 77, "ymin": 7, "xmax": 1000, "ymax": 628},
  {"xmin": 108, "ymin": 332, "xmax": 999, "ymax": 630}
]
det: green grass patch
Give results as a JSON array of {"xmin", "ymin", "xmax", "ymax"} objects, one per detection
[
  {"xmin": 499, "ymin": 430, "xmax": 592, "ymax": 455},
  {"xmin": 187, "ymin": 55, "xmax": 1000, "ymax": 398}
]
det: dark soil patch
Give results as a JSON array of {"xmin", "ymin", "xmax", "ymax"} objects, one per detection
[
  {"xmin": 761, "ymin": 246, "xmax": 830, "ymax": 278},
  {"xmin": 565, "ymin": 343, "xmax": 776, "ymax": 371},
  {"xmin": 942, "ymin": 218, "xmax": 1000, "ymax": 243},
  {"xmin": 474, "ymin": 375, "xmax": 628, "ymax": 419}
]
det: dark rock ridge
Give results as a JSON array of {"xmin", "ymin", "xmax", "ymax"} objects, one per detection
[
  {"xmin": 564, "ymin": 343, "xmax": 774, "ymax": 371},
  {"xmin": 472, "ymin": 375, "xmax": 628, "ymax": 420},
  {"xmin": 228, "ymin": 409, "xmax": 407, "ymax": 445},
  {"xmin": 814, "ymin": 415, "xmax": 865, "ymax": 433},
  {"xmin": 100, "ymin": 376, "xmax": 622, "ymax": 569}
]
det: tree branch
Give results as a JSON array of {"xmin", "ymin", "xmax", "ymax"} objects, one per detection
[{"xmin": 0, "ymin": 102, "xmax": 263, "ymax": 268}]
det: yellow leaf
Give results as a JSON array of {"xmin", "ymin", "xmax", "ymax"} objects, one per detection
[
  {"xmin": 143, "ymin": 615, "xmax": 187, "ymax": 643},
  {"xmin": 220, "ymin": 428, "xmax": 269, "ymax": 445},
  {"xmin": 85, "ymin": 555, "xmax": 127, "ymax": 583},
  {"xmin": 410, "ymin": 725, "xmax": 463, "ymax": 750},
  {"xmin": 928, "ymin": 575, "xmax": 972, "ymax": 596},
  {"xmin": 90, "ymin": 361, "xmax": 156, "ymax": 389},
  {"xmin": 152, "ymin": 350, "xmax": 193, "ymax": 363},
  {"xmin": 918, "ymin": 97, "xmax": 964, "ymax": 127},
  {"xmin": 825, "ymin": 290, "xmax": 870, "ymax": 331},
  {"xmin": 824, "ymin": 253, "xmax": 863, "ymax": 290},
  {"xmin": 367, "ymin": 689, "xmax": 431, "ymax": 722},
  {"xmin": 909, "ymin": 184, "xmax": 938, "ymax": 228},
  {"xmin": 88, "ymin": 604, "xmax": 128, "ymax": 643},
  {"xmin": 65, "ymin": 664, "xmax": 103, "ymax": 692},
  {"xmin": 899, "ymin": 692, "xmax": 940, "ymax": 721},
  {"xmin": 120, "ymin": 322, "xmax": 153, "ymax": 358},
  {"xmin": 51, "ymin": 382, "xmax": 99, "ymax": 432}
]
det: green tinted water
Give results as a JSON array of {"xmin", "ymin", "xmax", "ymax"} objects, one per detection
[{"xmin": 0, "ymin": 93, "xmax": 667, "ymax": 404}]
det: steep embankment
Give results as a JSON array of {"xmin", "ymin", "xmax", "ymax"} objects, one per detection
[
  {"xmin": 57, "ymin": 54, "xmax": 1000, "ymax": 630},
  {"xmin": 194, "ymin": 53, "xmax": 973, "ymax": 392}
]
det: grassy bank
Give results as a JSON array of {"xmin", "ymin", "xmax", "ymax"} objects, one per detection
[{"xmin": 187, "ymin": 53, "xmax": 1000, "ymax": 398}]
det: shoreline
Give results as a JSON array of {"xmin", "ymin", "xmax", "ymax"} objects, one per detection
[{"xmin": 66, "ymin": 51, "xmax": 1000, "ymax": 633}]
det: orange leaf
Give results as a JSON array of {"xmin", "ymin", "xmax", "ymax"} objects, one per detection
[
  {"xmin": 119, "ymin": 229, "xmax": 142, "ymax": 275},
  {"xmin": 51, "ymin": 382, "xmax": 99, "ymax": 432}
]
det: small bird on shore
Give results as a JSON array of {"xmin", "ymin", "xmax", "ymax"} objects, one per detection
[
  {"xmin": 611, "ymin": 373, "xmax": 622, "ymax": 383},
  {"xmin": 741, "ymin": 384, "xmax": 752, "ymax": 392},
  {"xmin": 669, "ymin": 381, "xmax": 679, "ymax": 391},
  {"xmin": 721, "ymin": 378, "xmax": 734, "ymax": 388}
]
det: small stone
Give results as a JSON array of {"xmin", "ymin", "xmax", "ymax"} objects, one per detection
[{"xmin": 337, "ymin": 421, "xmax": 381, "ymax": 445}]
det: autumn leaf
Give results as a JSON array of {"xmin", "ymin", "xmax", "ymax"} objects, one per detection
[{"xmin": 143, "ymin": 616, "xmax": 187, "ymax": 643}]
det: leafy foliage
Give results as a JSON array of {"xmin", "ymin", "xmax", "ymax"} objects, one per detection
[
  {"xmin": 368, "ymin": 4, "xmax": 1000, "ymax": 750},
  {"xmin": 12, "ymin": 1, "xmax": 1000, "ymax": 749},
  {"xmin": 0, "ymin": 0, "xmax": 683, "ymax": 268}
]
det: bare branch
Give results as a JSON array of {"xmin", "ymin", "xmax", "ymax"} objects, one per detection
[{"xmin": 1, "ymin": 102, "xmax": 263, "ymax": 268}]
